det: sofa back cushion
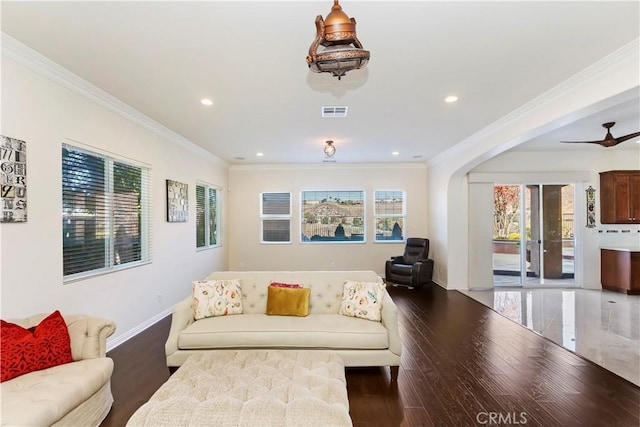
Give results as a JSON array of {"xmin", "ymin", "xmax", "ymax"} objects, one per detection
[{"xmin": 207, "ymin": 271, "xmax": 383, "ymax": 315}]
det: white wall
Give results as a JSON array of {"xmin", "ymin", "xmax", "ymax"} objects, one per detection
[
  {"xmin": 427, "ymin": 39, "xmax": 639, "ymax": 290},
  {"xmin": 227, "ymin": 164, "xmax": 428, "ymax": 276},
  {"xmin": 0, "ymin": 55, "xmax": 228, "ymax": 346},
  {"xmin": 468, "ymin": 182, "xmax": 494, "ymax": 289}
]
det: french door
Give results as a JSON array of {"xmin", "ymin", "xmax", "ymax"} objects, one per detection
[{"xmin": 493, "ymin": 183, "xmax": 576, "ymax": 287}]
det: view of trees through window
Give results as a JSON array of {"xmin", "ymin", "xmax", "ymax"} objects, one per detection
[
  {"xmin": 493, "ymin": 184, "xmax": 575, "ymax": 241},
  {"xmin": 62, "ymin": 145, "xmax": 148, "ymax": 277},
  {"xmin": 196, "ymin": 184, "xmax": 218, "ymax": 248},
  {"xmin": 301, "ymin": 191, "xmax": 364, "ymax": 242},
  {"xmin": 493, "ymin": 185, "xmax": 521, "ymax": 240},
  {"xmin": 374, "ymin": 190, "xmax": 405, "ymax": 241}
]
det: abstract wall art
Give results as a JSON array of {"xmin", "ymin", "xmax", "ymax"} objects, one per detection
[{"xmin": 166, "ymin": 179, "xmax": 188, "ymax": 222}]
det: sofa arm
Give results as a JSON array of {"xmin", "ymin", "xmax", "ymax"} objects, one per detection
[
  {"xmin": 165, "ymin": 296, "xmax": 195, "ymax": 359},
  {"xmin": 381, "ymin": 291, "xmax": 401, "ymax": 357},
  {"xmin": 63, "ymin": 315, "xmax": 116, "ymax": 360},
  {"xmin": 412, "ymin": 258, "xmax": 434, "ymax": 285}
]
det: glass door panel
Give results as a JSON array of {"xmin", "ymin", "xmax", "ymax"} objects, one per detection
[
  {"xmin": 493, "ymin": 185, "xmax": 522, "ymax": 286},
  {"xmin": 494, "ymin": 184, "xmax": 575, "ymax": 287},
  {"xmin": 524, "ymin": 184, "xmax": 575, "ymax": 286},
  {"xmin": 526, "ymin": 185, "xmax": 541, "ymax": 283}
]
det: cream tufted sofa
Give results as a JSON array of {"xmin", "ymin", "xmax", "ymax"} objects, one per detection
[
  {"xmin": 166, "ymin": 271, "xmax": 401, "ymax": 379},
  {"xmin": 1, "ymin": 314, "xmax": 116, "ymax": 427}
]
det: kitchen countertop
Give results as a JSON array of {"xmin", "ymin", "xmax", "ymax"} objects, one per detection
[{"xmin": 600, "ymin": 247, "xmax": 640, "ymax": 252}]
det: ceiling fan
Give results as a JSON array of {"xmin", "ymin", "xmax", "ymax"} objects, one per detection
[{"xmin": 560, "ymin": 122, "xmax": 640, "ymax": 147}]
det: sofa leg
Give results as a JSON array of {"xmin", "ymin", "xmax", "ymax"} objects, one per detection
[{"xmin": 390, "ymin": 366, "xmax": 399, "ymax": 381}]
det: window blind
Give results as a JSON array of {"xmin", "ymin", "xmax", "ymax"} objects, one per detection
[
  {"xmin": 260, "ymin": 192, "xmax": 291, "ymax": 243},
  {"xmin": 196, "ymin": 183, "xmax": 219, "ymax": 248},
  {"xmin": 62, "ymin": 144, "xmax": 151, "ymax": 278},
  {"xmin": 374, "ymin": 190, "xmax": 405, "ymax": 241}
]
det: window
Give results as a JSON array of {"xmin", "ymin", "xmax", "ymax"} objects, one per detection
[
  {"xmin": 196, "ymin": 183, "xmax": 220, "ymax": 248},
  {"xmin": 374, "ymin": 190, "xmax": 405, "ymax": 242},
  {"xmin": 301, "ymin": 190, "xmax": 365, "ymax": 242},
  {"xmin": 62, "ymin": 144, "xmax": 150, "ymax": 279},
  {"xmin": 260, "ymin": 192, "xmax": 291, "ymax": 243}
]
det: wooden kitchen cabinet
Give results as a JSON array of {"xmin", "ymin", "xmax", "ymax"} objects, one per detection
[
  {"xmin": 599, "ymin": 170, "xmax": 640, "ymax": 224},
  {"xmin": 601, "ymin": 249, "xmax": 640, "ymax": 295}
]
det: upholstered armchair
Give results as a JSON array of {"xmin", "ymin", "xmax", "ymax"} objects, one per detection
[{"xmin": 385, "ymin": 237, "xmax": 434, "ymax": 289}]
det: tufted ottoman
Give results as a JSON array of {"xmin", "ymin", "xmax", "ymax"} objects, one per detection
[{"xmin": 127, "ymin": 350, "xmax": 352, "ymax": 427}]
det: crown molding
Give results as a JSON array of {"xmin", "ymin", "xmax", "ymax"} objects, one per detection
[
  {"xmin": 228, "ymin": 162, "xmax": 428, "ymax": 171},
  {"xmin": 1, "ymin": 33, "xmax": 228, "ymax": 168},
  {"xmin": 427, "ymin": 38, "xmax": 640, "ymax": 167}
]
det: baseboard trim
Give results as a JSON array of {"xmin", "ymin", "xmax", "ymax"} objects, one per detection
[{"xmin": 106, "ymin": 308, "xmax": 173, "ymax": 351}]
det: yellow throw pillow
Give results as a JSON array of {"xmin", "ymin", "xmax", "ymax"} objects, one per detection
[{"xmin": 266, "ymin": 286, "xmax": 311, "ymax": 317}]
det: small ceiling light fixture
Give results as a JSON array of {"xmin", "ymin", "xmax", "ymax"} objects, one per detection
[
  {"xmin": 392, "ymin": 151, "xmax": 400, "ymax": 156},
  {"xmin": 306, "ymin": 0, "xmax": 370, "ymax": 80},
  {"xmin": 324, "ymin": 140, "xmax": 336, "ymax": 157},
  {"xmin": 444, "ymin": 95, "xmax": 458, "ymax": 103},
  {"xmin": 200, "ymin": 98, "xmax": 213, "ymax": 106},
  {"xmin": 256, "ymin": 152, "xmax": 264, "ymax": 157}
]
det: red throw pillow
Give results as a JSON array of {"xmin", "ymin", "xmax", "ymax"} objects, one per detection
[
  {"xmin": 1, "ymin": 310, "xmax": 73, "ymax": 382},
  {"xmin": 270, "ymin": 282, "xmax": 302, "ymax": 289}
]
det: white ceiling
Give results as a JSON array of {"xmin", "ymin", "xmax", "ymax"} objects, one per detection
[{"xmin": 2, "ymin": 1, "xmax": 639, "ymax": 164}]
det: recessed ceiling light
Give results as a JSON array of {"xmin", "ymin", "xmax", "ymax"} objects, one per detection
[
  {"xmin": 256, "ymin": 152, "xmax": 264, "ymax": 157},
  {"xmin": 392, "ymin": 151, "xmax": 400, "ymax": 156},
  {"xmin": 444, "ymin": 95, "xmax": 458, "ymax": 103},
  {"xmin": 200, "ymin": 98, "xmax": 213, "ymax": 106}
]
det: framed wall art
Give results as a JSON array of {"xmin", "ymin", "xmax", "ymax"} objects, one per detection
[
  {"xmin": 585, "ymin": 185, "xmax": 596, "ymax": 228},
  {"xmin": 166, "ymin": 179, "xmax": 188, "ymax": 222},
  {"xmin": 1, "ymin": 135, "xmax": 27, "ymax": 223}
]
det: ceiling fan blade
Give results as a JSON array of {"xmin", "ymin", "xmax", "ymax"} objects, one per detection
[
  {"xmin": 614, "ymin": 131, "xmax": 640, "ymax": 143},
  {"xmin": 560, "ymin": 123, "xmax": 640, "ymax": 147},
  {"xmin": 559, "ymin": 140, "xmax": 608, "ymax": 145}
]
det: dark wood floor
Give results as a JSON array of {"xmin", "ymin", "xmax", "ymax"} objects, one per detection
[{"xmin": 101, "ymin": 285, "xmax": 640, "ymax": 427}]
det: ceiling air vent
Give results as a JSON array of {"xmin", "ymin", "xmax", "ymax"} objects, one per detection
[{"xmin": 322, "ymin": 106, "xmax": 348, "ymax": 118}]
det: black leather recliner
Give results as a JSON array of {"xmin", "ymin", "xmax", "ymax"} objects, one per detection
[{"xmin": 385, "ymin": 237, "xmax": 434, "ymax": 289}]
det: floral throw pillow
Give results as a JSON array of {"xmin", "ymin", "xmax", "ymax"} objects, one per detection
[
  {"xmin": 192, "ymin": 279, "xmax": 243, "ymax": 320},
  {"xmin": 339, "ymin": 280, "xmax": 386, "ymax": 322}
]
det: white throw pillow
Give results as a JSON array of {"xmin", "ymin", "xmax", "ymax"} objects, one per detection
[
  {"xmin": 192, "ymin": 279, "xmax": 243, "ymax": 320},
  {"xmin": 339, "ymin": 280, "xmax": 386, "ymax": 321}
]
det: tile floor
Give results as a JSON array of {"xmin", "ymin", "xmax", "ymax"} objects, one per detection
[{"xmin": 459, "ymin": 287, "xmax": 640, "ymax": 386}]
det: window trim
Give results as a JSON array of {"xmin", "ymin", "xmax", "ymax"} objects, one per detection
[
  {"xmin": 62, "ymin": 141, "xmax": 151, "ymax": 283},
  {"xmin": 300, "ymin": 189, "xmax": 366, "ymax": 244},
  {"xmin": 260, "ymin": 192, "xmax": 292, "ymax": 244},
  {"xmin": 196, "ymin": 182, "xmax": 221, "ymax": 250},
  {"xmin": 374, "ymin": 189, "xmax": 406, "ymax": 243}
]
